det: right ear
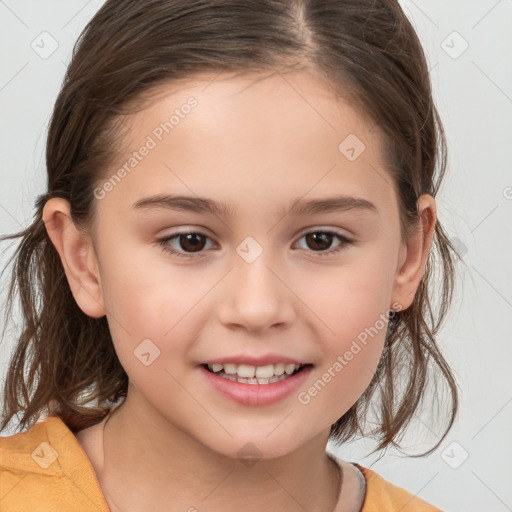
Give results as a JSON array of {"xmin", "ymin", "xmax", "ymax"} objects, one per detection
[{"xmin": 42, "ymin": 198, "xmax": 106, "ymax": 318}]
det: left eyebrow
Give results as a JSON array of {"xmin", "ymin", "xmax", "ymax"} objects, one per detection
[
  {"xmin": 131, "ymin": 193, "xmax": 378, "ymax": 217},
  {"xmin": 286, "ymin": 195, "xmax": 378, "ymax": 216}
]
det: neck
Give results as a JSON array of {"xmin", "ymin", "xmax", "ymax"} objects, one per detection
[{"xmin": 98, "ymin": 388, "xmax": 342, "ymax": 512}]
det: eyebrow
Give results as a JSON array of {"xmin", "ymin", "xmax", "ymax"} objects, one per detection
[{"xmin": 131, "ymin": 193, "xmax": 378, "ymax": 217}]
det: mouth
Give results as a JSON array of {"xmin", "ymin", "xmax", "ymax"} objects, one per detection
[{"xmin": 202, "ymin": 362, "xmax": 313, "ymax": 385}]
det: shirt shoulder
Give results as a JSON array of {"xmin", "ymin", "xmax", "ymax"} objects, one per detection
[
  {"xmin": 0, "ymin": 416, "xmax": 109, "ymax": 512},
  {"xmin": 355, "ymin": 464, "xmax": 443, "ymax": 512}
]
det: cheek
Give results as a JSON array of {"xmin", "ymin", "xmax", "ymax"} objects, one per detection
[
  {"xmin": 292, "ymin": 249, "xmax": 395, "ymax": 422},
  {"xmin": 97, "ymin": 241, "xmax": 218, "ymax": 372},
  {"xmin": 296, "ymin": 285, "xmax": 389, "ymax": 428},
  {"xmin": 295, "ymin": 246, "xmax": 396, "ymax": 340}
]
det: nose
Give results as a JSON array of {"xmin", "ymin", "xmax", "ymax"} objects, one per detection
[{"xmin": 216, "ymin": 249, "xmax": 296, "ymax": 333}]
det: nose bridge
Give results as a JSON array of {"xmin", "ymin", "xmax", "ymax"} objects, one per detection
[
  {"xmin": 233, "ymin": 236, "xmax": 280, "ymax": 304},
  {"xmin": 217, "ymin": 236, "xmax": 295, "ymax": 331}
]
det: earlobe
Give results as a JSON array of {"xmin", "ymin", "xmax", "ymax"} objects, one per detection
[
  {"xmin": 42, "ymin": 198, "xmax": 106, "ymax": 318},
  {"xmin": 391, "ymin": 194, "xmax": 437, "ymax": 310}
]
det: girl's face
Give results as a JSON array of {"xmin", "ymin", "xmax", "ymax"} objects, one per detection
[{"xmin": 53, "ymin": 69, "xmax": 430, "ymax": 460}]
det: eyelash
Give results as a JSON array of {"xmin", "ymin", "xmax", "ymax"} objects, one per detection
[{"xmin": 156, "ymin": 229, "xmax": 353, "ymax": 259}]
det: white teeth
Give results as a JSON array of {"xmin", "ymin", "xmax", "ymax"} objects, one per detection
[
  {"xmin": 255, "ymin": 364, "xmax": 274, "ymax": 379},
  {"xmin": 285, "ymin": 363, "xmax": 296, "ymax": 375},
  {"xmin": 274, "ymin": 363, "xmax": 285, "ymax": 376},
  {"xmin": 223, "ymin": 363, "xmax": 237, "ymax": 375},
  {"xmin": 206, "ymin": 362, "xmax": 304, "ymax": 383},
  {"xmin": 237, "ymin": 364, "xmax": 256, "ymax": 378},
  {"xmin": 216, "ymin": 373, "xmax": 290, "ymax": 385}
]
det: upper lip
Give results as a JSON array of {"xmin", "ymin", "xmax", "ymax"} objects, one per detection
[{"xmin": 201, "ymin": 355, "xmax": 311, "ymax": 366}]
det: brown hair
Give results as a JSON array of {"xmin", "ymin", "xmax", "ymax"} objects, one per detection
[{"xmin": 0, "ymin": 0, "xmax": 459, "ymax": 454}]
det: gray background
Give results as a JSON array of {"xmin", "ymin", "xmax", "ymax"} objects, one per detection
[{"xmin": 0, "ymin": 1, "xmax": 511, "ymax": 511}]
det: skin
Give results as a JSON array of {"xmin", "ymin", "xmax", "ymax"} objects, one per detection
[{"xmin": 43, "ymin": 68, "xmax": 436, "ymax": 512}]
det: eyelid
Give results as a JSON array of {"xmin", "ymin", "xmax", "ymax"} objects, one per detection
[{"xmin": 295, "ymin": 225, "xmax": 352, "ymax": 239}]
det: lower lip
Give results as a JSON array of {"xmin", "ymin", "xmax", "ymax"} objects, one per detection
[{"xmin": 199, "ymin": 365, "xmax": 313, "ymax": 406}]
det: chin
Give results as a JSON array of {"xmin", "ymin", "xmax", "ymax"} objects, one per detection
[{"xmin": 196, "ymin": 427, "xmax": 312, "ymax": 464}]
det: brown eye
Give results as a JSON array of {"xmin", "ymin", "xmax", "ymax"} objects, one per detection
[
  {"xmin": 304, "ymin": 232, "xmax": 334, "ymax": 251},
  {"xmin": 177, "ymin": 233, "xmax": 207, "ymax": 252},
  {"xmin": 157, "ymin": 231, "xmax": 214, "ymax": 258},
  {"xmin": 157, "ymin": 229, "xmax": 352, "ymax": 260},
  {"xmin": 295, "ymin": 231, "xmax": 352, "ymax": 257}
]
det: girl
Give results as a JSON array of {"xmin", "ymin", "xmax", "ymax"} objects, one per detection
[{"xmin": 0, "ymin": 1, "xmax": 459, "ymax": 511}]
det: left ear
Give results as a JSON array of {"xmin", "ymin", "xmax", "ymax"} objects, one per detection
[{"xmin": 391, "ymin": 194, "xmax": 437, "ymax": 310}]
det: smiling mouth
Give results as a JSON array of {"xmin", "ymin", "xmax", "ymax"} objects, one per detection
[{"xmin": 202, "ymin": 363, "xmax": 312, "ymax": 385}]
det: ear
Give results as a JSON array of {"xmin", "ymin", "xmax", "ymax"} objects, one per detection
[
  {"xmin": 42, "ymin": 198, "xmax": 106, "ymax": 318},
  {"xmin": 391, "ymin": 194, "xmax": 436, "ymax": 310}
]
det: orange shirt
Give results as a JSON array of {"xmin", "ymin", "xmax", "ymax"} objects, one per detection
[{"xmin": 0, "ymin": 416, "xmax": 441, "ymax": 511}]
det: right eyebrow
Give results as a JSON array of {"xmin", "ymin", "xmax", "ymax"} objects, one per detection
[{"xmin": 132, "ymin": 194, "xmax": 236, "ymax": 217}]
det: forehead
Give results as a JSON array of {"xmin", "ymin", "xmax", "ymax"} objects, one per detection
[{"xmin": 98, "ymin": 69, "xmax": 397, "ymax": 218}]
